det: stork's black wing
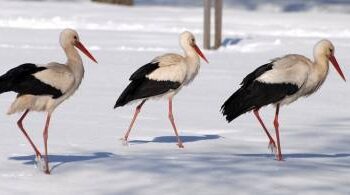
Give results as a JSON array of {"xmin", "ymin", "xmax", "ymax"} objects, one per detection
[
  {"xmin": 129, "ymin": 62, "xmax": 159, "ymax": 81},
  {"xmin": 221, "ymin": 62, "xmax": 299, "ymax": 122},
  {"xmin": 241, "ymin": 63, "xmax": 274, "ymax": 86},
  {"xmin": 0, "ymin": 63, "xmax": 63, "ymax": 98},
  {"xmin": 115, "ymin": 61, "xmax": 182, "ymax": 108}
]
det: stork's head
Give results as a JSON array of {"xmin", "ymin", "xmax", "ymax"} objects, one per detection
[
  {"xmin": 60, "ymin": 28, "xmax": 98, "ymax": 63},
  {"xmin": 180, "ymin": 31, "xmax": 208, "ymax": 63},
  {"xmin": 314, "ymin": 39, "xmax": 345, "ymax": 81}
]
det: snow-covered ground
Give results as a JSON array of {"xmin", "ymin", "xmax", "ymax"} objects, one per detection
[{"xmin": 0, "ymin": 1, "xmax": 350, "ymax": 194}]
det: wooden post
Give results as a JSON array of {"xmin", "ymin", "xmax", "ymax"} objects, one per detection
[
  {"xmin": 203, "ymin": 0, "xmax": 211, "ymax": 50},
  {"xmin": 91, "ymin": 0, "xmax": 133, "ymax": 6},
  {"xmin": 203, "ymin": 0, "xmax": 223, "ymax": 50},
  {"xmin": 214, "ymin": 0, "xmax": 223, "ymax": 49}
]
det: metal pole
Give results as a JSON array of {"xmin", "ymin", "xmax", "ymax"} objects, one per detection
[
  {"xmin": 214, "ymin": 0, "xmax": 223, "ymax": 49},
  {"xmin": 203, "ymin": 0, "xmax": 211, "ymax": 49}
]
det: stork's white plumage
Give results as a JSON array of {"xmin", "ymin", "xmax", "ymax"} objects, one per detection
[
  {"xmin": 221, "ymin": 39, "xmax": 346, "ymax": 161},
  {"xmin": 0, "ymin": 28, "xmax": 97, "ymax": 174},
  {"xmin": 115, "ymin": 31, "xmax": 208, "ymax": 148}
]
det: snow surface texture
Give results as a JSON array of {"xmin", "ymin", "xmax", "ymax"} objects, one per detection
[{"xmin": 0, "ymin": 1, "xmax": 350, "ymax": 195}]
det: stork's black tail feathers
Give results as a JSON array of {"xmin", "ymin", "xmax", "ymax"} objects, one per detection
[
  {"xmin": 0, "ymin": 74, "xmax": 12, "ymax": 94},
  {"xmin": 114, "ymin": 80, "xmax": 142, "ymax": 108},
  {"xmin": 0, "ymin": 64, "xmax": 34, "ymax": 94},
  {"xmin": 221, "ymin": 86, "xmax": 255, "ymax": 122}
]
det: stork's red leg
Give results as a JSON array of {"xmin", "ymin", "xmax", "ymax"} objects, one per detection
[
  {"xmin": 123, "ymin": 100, "xmax": 146, "ymax": 141},
  {"xmin": 168, "ymin": 98, "xmax": 184, "ymax": 148},
  {"xmin": 17, "ymin": 109, "xmax": 42, "ymax": 157},
  {"xmin": 253, "ymin": 109, "xmax": 277, "ymax": 151},
  {"xmin": 273, "ymin": 104, "xmax": 283, "ymax": 161},
  {"xmin": 43, "ymin": 113, "xmax": 51, "ymax": 174}
]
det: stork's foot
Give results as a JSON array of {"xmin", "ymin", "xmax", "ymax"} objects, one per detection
[
  {"xmin": 275, "ymin": 150, "xmax": 283, "ymax": 161},
  {"xmin": 268, "ymin": 140, "xmax": 277, "ymax": 154},
  {"xmin": 177, "ymin": 142, "xmax": 184, "ymax": 148},
  {"xmin": 120, "ymin": 137, "xmax": 130, "ymax": 146},
  {"xmin": 35, "ymin": 155, "xmax": 49, "ymax": 173},
  {"xmin": 275, "ymin": 153, "xmax": 283, "ymax": 161},
  {"xmin": 44, "ymin": 156, "xmax": 51, "ymax": 174},
  {"xmin": 34, "ymin": 154, "xmax": 42, "ymax": 168},
  {"xmin": 267, "ymin": 141, "xmax": 283, "ymax": 161}
]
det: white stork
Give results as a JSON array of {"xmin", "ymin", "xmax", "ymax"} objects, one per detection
[
  {"xmin": 0, "ymin": 28, "xmax": 97, "ymax": 174},
  {"xmin": 115, "ymin": 31, "xmax": 208, "ymax": 148},
  {"xmin": 221, "ymin": 39, "xmax": 346, "ymax": 161}
]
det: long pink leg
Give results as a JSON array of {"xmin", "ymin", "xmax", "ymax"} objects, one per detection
[
  {"xmin": 123, "ymin": 100, "xmax": 146, "ymax": 141},
  {"xmin": 273, "ymin": 104, "xmax": 283, "ymax": 161},
  {"xmin": 253, "ymin": 109, "xmax": 277, "ymax": 151},
  {"xmin": 168, "ymin": 98, "xmax": 184, "ymax": 148},
  {"xmin": 17, "ymin": 109, "xmax": 42, "ymax": 157},
  {"xmin": 43, "ymin": 113, "xmax": 51, "ymax": 174}
]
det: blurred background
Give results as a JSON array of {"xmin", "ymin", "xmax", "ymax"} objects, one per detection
[{"xmin": 1, "ymin": 0, "xmax": 350, "ymax": 12}]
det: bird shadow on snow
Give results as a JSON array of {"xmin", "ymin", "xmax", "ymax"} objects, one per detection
[
  {"xmin": 8, "ymin": 152, "xmax": 115, "ymax": 172},
  {"xmin": 129, "ymin": 134, "xmax": 221, "ymax": 144},
  {"xmin": 233, "ymin": 153, "xmax": 350, "ymax": 159}
]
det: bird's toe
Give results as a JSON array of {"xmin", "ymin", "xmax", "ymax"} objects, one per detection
[
  {"xmin": 268, "ymin": 141, "xmax": 277, "ymax": 154},
  {"xmin": 275, "ymin": 154, "xmax": 283, "ymax": 161},
  {"xmin": 120, "ymin": 138, "xmax": 130, "ymax": 146},
  {"xmin": 177, "ymin": 143, "xmax": 184, "ymax": 148},
  {"xmin": 34, "ymin": 155, "xmax": 48, "ymax": 172}
]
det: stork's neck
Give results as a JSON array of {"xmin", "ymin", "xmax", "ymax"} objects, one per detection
[
  {"xmin": 311, "ymin": 53, "xmax": 329, "ymax": 87},
  {"xmin": 64, "ymin": 46, "xmax": 85, "ymax": 82},
  {"xmin": 65, "ymin": 46, "xmax": 82, "ymax": 66},
  {"xmin": 182, "ymin": 44, "xmax": 200, "ymax": 85},
  {"xmin": 183, "ymin": 44, "xmax": 200, "ymax": 66},
  {"xmin": 313, "ymin": 53, "xmax": 329, "ymax": 76}
]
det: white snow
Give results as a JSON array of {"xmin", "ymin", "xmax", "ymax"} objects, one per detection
[{"xmin": 0, "ymin": 1, "xmax": 350, "ymax": 195}]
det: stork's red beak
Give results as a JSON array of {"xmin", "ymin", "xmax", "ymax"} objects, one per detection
[
  {"xmin": 329, "ymin": 55, "xmax": 346, "ymax": 81},
  {"xmin": 75, "ymin": 41, "xmax": 98, "ymax": 63},
  {"xmin": 193, "ymin": 44, "xmax": 209, "ymax": 63}
]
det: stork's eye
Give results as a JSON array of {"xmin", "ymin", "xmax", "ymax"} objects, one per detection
[
  {"xmin": 330, "ymin": 48, "xmax": 333, "ymax": 53},
  {"xmin": 74, "ymin": 36, "xmax": 77, "ymax": 40},
  {"xmin": 191, "ymin": 38, "xmax": 195, "ymax": 42}
]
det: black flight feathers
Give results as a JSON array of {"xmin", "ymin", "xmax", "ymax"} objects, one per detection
[
  {"xmin": 221, "ymin": 62, "xmax": 299, "ymax": 122},
  {"xmin": 0, "ymin": 63, "xmax": 63, "ymax": 98},
  {"xmin": 240, "ymin": 63, "xmax": 273, "ymax": 86},
  {"xmin": 129, "ymin": 62, "xmax": 159, "ymax": 80},
  {"xmin": 115, "ymin": 62, "xmax": 181, "ymax": 108}
]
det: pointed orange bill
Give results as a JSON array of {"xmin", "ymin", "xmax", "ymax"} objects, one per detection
[
  {"xmin": 74, "ymin": 41, "xmax": 98, "ymax": 63},
  {"xmin": 193, "ymin": 44, "xmax": 209, "ymax": 63},
  {"xmin": 329, "ymin": 55, "xmax": 346, "ymax": 81}
]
